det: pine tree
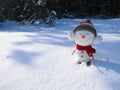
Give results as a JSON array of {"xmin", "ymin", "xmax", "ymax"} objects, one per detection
[
  {"xmin": 46, "ymin": 10, "xmax": 57, "ymax": 26},
  {"xmin": 0, "ymin": 7, "xmax": 6, "ymax": 24},
  {"xmin": 25, "ymin": 0, "xmax": 48, "ymax": 24},
  {"xmin": 1, "ymin": 0, "xmax": 56, "ymax": 25}
]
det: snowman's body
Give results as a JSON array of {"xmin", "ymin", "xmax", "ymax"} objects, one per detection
[
  {"xmin": 76, "ymin": 50, "xmax": 90, "ymax": 62},
  {"xmin": 75, "ymin": 30, "xmax": 95, "ymax": 62}
]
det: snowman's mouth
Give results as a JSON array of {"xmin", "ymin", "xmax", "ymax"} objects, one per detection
[
  {"xmin": 81, "ymin": 39, "xmax": 90, "ymax": 42},
  {"xmin": 77, "ymin": 37, "xmax": 91, "ymax": 42}
]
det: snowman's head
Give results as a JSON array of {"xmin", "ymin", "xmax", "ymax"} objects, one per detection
[
  {"xmin": 74, "ymin": 30, "xmax": 95, "ymax": 46},
  {"xmin": 68, "ymin": 20, "xmax": 102, "ymax": 46}
]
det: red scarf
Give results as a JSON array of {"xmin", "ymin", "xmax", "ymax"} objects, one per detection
[{"xmin": 76, "ymin": 44, "xmax": 96, "ymax": 57}]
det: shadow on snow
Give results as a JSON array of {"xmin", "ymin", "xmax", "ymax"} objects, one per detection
[
  {"xmin": 95, "ymin": 59, "xmax": 120, "ymax": 74},
  {"xmin": 13, "ymin": 30, "xmax": 75, "ymax": 47},
  {"xmin": 10, "ymin": 49, "xmax": 40, "ymax": 65}
]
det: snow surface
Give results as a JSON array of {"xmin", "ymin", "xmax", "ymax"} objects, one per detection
[{"xmin": 0, "ymin": 19, "xmax": 120, "ymax": 90}]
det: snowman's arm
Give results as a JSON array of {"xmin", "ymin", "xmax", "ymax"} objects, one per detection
[
  {"xmin": 72, "ymin": 49, "xmax": 76, "ymax": 55},
  {"xmin": 71, "ymin": 46, "xmax": 77, "ymax": 55}
]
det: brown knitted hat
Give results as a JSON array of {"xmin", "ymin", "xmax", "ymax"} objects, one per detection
[{"xmin": 73, "ymin": 20, "xmax": 97, "ymax": 37}]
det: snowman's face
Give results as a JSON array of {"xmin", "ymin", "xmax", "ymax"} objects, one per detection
[{"xmin": 74, "ymin": 30, "xmax": 95, "ymax": 46}]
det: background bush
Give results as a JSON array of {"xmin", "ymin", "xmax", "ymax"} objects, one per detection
[{"xmin": 0, "ymin": 0, "xmax": 120, "ymax": 25}]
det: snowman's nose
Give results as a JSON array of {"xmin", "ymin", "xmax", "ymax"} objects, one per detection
[{"xmin": 81, "ymin": 35, "xmax": 86, "ymax": 39}]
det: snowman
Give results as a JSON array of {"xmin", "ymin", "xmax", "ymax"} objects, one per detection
[{"xmin": 68, "ymin": 19, "xmax": 102, "ymax": 66}]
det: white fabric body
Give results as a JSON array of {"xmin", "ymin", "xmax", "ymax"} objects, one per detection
[
  {"xmin": 68, "ymin": 29, "xmax": 102, "ymax": 62},
  {"xmin": 74, "ymin": 30, "xmax": 94, "ymax": 62},
  {"xmin": 76, "ymin": 50, "xmax": 91, "ymax": 62}
]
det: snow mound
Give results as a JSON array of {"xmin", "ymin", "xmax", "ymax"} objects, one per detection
[{"xmin": 0, "ymin": 19, "xmax": 120, "ymax": 90}]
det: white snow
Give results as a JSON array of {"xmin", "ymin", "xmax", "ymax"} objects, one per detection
[
  {"xmin": 37, "ymin": 0, "xmax": 42, "ymax": 6},
  {"xmin": 0, "ymin": 19, "xmax": 120, "ymax": 90}
]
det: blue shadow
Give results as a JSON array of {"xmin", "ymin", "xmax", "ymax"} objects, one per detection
[
  {"xmin": 95, "ymin": 59, "xmax": 120, "ymax": 73},
  {"xmin": 10, "ymin": 50, "xmax": 40, "ymax": 65}
]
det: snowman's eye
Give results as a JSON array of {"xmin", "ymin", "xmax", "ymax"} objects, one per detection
[
  {"xmin": 77, "ymin": 32, "xmax": 82, "ymax": 35},
  {"xmin": 86, "ymin": 33, "xmax": 89, "ymax": 35}
]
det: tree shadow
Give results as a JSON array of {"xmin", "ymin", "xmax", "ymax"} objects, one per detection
[
  {"xmin": 10, "ymin": 49, "xmax": 40, "ymax": 65},
  {"xmin": 95, "ymin": 59, "xmax": 120, "ymax": 73},
  {"xmin": 13, "ymin": 31, "xmax": 75, "ymax": 47}
]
